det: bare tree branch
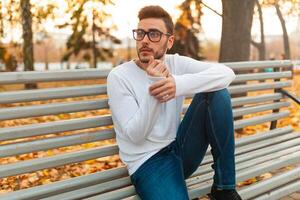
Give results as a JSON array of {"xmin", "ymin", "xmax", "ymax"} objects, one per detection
[
  {"xmin": 251, "ymin": 40, "xmax": 260, "ymax": 48},
  {"xmin": 200, "ymin": 2, "xmax": 222, "ymax": 17}
]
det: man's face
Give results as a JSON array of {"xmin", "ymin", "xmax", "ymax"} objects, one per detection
[{"xmin": 136, "ymin": 18, "xmax": 174, "ymax": 63}]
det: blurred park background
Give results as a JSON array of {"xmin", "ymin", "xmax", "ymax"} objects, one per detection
[{"xmin": 0, "ymin": 0, "xmax": 300, "ymax": 196}]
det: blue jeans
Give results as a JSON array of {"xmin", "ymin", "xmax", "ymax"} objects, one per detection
[{"xmin": 130, "ymin": 89, "xmax": 236, "ymax": 200}]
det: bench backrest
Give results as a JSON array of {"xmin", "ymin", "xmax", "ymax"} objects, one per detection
[{"xmin": 0, "ymin": 60, "xmax": 293, "ymax": 191}]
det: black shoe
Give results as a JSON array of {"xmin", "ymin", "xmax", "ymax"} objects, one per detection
[{"xmin": 208, "ymin": 186, "xmax": 242, "ymax": 200}]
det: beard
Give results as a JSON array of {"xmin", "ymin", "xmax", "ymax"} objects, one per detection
[{"xmin": 137, "ymin": 40, "xmax": 168, "ymax": 63}]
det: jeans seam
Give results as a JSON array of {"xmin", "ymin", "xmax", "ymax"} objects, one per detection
[
  {"xmin": 207, "ymin": 90, "xmax": 235, "ymax": 188},
  {"xmin": 207, "ymin": 107, "xmax": 222, "ymax": 153},
  {"xmin": 180, "ymin": 99, "xmax": 207, "ymax": 150},
  {"xmin": 207, "ymin": 103, "xmax": 224, "ymax": 187}
]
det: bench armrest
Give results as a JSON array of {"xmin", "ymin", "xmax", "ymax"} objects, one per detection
[{"xmin": 279, "ymin": 89, "xmax": 300, "ymax": 105}]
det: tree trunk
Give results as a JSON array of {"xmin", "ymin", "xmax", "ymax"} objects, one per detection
[
  {"xmin": 274, "ymin": 3, "xmax": 291, "ymax": 59},
  {"xmin": 21, "ymin": 0, "xmax": 37, "ymax": 89},
  {"xmin": 92, "ymin": 10, "xmax": 97, "ymax": 68},
  {"xmin": 127, "ymin": 37, "xmax": 131, "ymax": 61},
  {"xmin": 220, "ymin": 0, "xmax": 255, "ymax": 133},
  {"xmin": 251, "ymin": 1, "xmax": 266, "ymax": 82},
  {"xmin": 44, "ymin": 41, "xmax": 49, "ymax": 70},
  {"xmin": 0, "ymin": 1, "xmax": 3, "ymax": 39},
  {"xmin": 256, "ymin": 0, "xmax": 265, "ymax": 60},
  {"xmin": 219, "ymin": 0, "xmax": 256, "ymax": 62}
]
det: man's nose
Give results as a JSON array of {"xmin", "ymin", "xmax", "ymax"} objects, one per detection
[{"xmin": 141, "ymin": 34, "xmax": 151, "ymax": 43}]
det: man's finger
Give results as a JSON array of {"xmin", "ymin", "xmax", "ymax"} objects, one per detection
[
  {"xmin": 147, "ymin": 59, "xmax": 159, "ymax": 74},
  {"xmin": 148, "ymin": 55, "xmax": 154, "ymax": 64},
  {"xmin": 152, "ymin": 62, "xmax": 165, "ymax": 74},
  {"xmin": 161, "ymin": 68, "xmax": 169, "ymax": 77},
  {"xmin": 159, "ymin": 93, "xmax": 174, "ymax": 103},
  {"xmin": 147, "ymin": 56, "xmax": 157, "ymax": 69},
  {"xmin": 155, "ymin": 90, "xmax": 171, "ymax": 99},
  {"xmin": 149, "ymin": 78, "xmax": 167, "ymax": 91},
  {"xmin": 159, "ymin": 96, "xmax": 171, "ymax": 103},
  {"xmin": 150, "ymin": 83, "xmax": 170, "ymax": 96}
]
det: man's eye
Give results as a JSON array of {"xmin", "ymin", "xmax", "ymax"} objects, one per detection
[
  {"xmin": 137, "ymin": 31, "xmax": 144, "ymax": 37},
  {"xmin": 149, "ymin": 31, "xmax": 160, "ymax": 38}
]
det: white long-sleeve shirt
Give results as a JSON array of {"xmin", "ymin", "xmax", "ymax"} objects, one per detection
[{"xmin": 107, "ymin": 54, "xmax": 236, "ymax": 175}]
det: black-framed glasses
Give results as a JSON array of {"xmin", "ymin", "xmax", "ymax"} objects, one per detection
[{"xmin": 132, "ymin": 29, "xmax": 171, "ymax": 42}]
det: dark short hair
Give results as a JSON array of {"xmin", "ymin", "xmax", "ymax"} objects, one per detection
[{"xmin": 138, "ymin": 5, "xmax": 174, "ymax": 35}]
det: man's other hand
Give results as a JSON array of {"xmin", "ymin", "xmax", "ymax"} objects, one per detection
[{"xmin": 149, "ymin": 75, "xmax": 176, "ymax": 103}]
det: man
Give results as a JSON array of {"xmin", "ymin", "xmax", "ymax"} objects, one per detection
[{"xmin": 107, "ymin": 5, "xmax": 242, "ymax": 200}]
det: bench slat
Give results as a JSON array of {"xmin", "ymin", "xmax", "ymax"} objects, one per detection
[
  {"xmin": 228, "ymin": 81, "xmax": 291, "ymax": 94},
  {"xmin": 0, "ymin": 144, "xmax": 119, "ymax": 178},
  {"xmin": 246, "ymin": 171, "xmax": 300, "ymax": 200},
  {"xmin": 183, "ymin": 93, "xmax": 284, "ymax": 111},
  {"xmin": 0, "ymin": 100, "xmax": 108, "ymax": 120},
  {"xmin": 0, "ymin": 167, "xmax": 128, "ymax": 200},
  {"xmin": 236, "ymin": 132, "xmax": 300, "ymax": 155},
  {"xmin": 0, "ymin": 69, "xmax": 110, "ymax": 84},
  {"xmin": 0, "ymin": 129, "xmax": 115, "ymax": 158},
  {"xmin": 85, "ymin": 185, "xmax": 136, "ymax": 200},
  {"xmin": 183, "ymin": 101, "xmax": 289, "ymax": 117},
  {"xmin": 41, "ymin": 177, "xmax": 132, "ymax": 200},
  {"xmin": 0, "ymin": 116, "xmax": 112, "ymax": 141},
  {"xmin": 224, "ymin": 60, "xmax": 292, "ymax": 71},
  {"xmin": 231, "ymin": 93, "xmax": 283, "ymax": 107},
  {"xmin": 185, "ymin": 81, "xmax": 291, "ymax": 99},
  {"xmin": 233, "ymin": 71, "xmax": 291, "ymax": 83},
  {"xmin": 240, "ymin": 166, "xmax": 300, "ymax": 199},
  {"xmin": 236, "ymin": 145, "xmax": 300, "ymax": 174},
  {"xmin": 237, "ymin": 151, "xmax": 300, "ymax": 182},
  {"xmin": 236, "ymin": 126, "xmax": 293, "ymax": 147},
  {"xmin": 234, "ymin": 111, "xmax": 290, "ymax": 129},
  {"xmin": 233, "ymin": 101, "xmax": 290, "ymax": 117},
  {"xmin": 0, "ymin": 85, "xmax": 107, "ymax": 104}
]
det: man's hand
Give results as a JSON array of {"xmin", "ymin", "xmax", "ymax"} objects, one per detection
[
  {"xmin": 146, "ymin": 56, "xmax": 170, "ymax": 77},
  {"xmin": 149, "ymin": 75, "xmax": 176, "ymax": 103}
]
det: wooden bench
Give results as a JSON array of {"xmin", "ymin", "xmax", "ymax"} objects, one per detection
[{"xmin": 0, "ymin": 60, "xmax": 299, "ymax": 200}]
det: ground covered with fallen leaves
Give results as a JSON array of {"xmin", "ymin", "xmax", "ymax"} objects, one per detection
[{"xmin": 0, "ymin": 73, "xmax": 299, "ymax": 194}]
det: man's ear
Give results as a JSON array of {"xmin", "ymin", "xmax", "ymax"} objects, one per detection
[{"xmin": 167, "ymin": 35, "xmax": 174, "ymax": 50}]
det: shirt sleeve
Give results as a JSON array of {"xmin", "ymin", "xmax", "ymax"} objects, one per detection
[
  {"xmin": 172, "ymin": 55, "xmax": 236, "ymax": 97},
  {"xmin": 107, "ymin": 72, "xmax": 164, "ymax": 144}
]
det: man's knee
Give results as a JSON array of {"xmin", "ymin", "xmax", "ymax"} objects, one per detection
[
  {"xmin": 194, "ymin": 89, "xmax": 231, "ymax": 104},
  {"xmin": 211, "ymin": 88, "xmax": 230, "ymax": 100}
]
